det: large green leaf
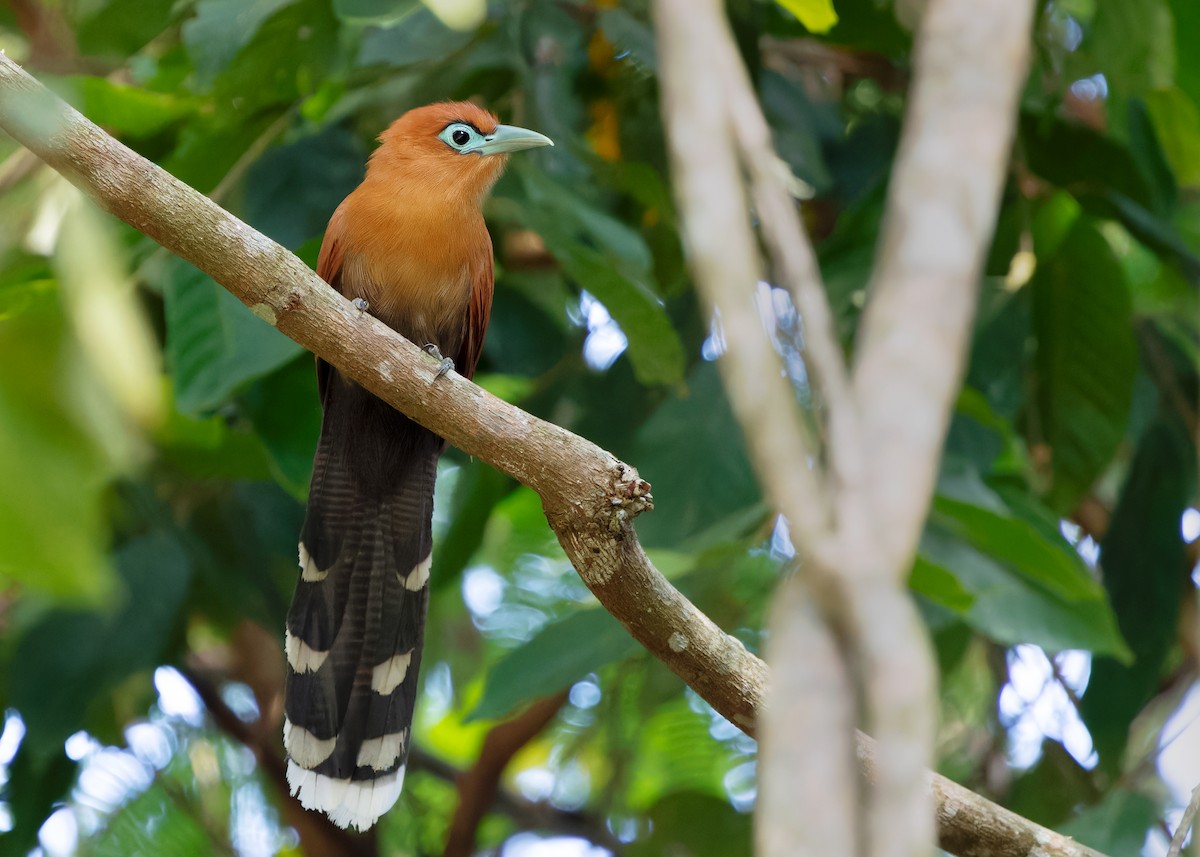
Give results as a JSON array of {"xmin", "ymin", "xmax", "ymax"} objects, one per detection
[
  {"xmin": 210, "ymin": 0, "xmax": 339, "ymax": 111},
  {"xmin": 89, "ymin": 783, "xmax": 216, "ymax": 857},
  {"xmin": 930, "ymin": 496, "xmax": 1104, "ymax": 603},
  {"xmin": 631, "ymin": 361, "xmax": 763, "ymax": 548},
  {"xmin": 1144, "ymin": 87, "xmax": 1200, "ymax": 187},
  {"xmin": 162, "ymin": 258, "xmax": 304, "ymax": 414},
  {"xmin": 0, "ymin": 291, "xmax": 117, "ymax": 604},
  {"xmin": 513, "ymin": 164, "xmax": 685, "ymax": 386},
  {"xmin": 357, "ymin": 4, "xmax": 478, "ymax": 67},
  {"xmin": 1174, "ymin": 0, "xmax": 1200, "ymax": 106},
  {"xmin": 1081, "ymin": 412, "xmax": 1196, "ymax": 768},
  {"xmin": 64, "ymin": 77, "xmax": 195, "ymax": 138},
  {"xmin": 917, "ymin": 527, "xmax": 1130, "ymax": 658},
  {"xmin": 240, "ymin": 356, "xmax": 321, "ymax": 498},
  {"xmin": 182, "ymin": 0, "xmax": 296, "ymax": 87},
  {"xmin": 1031, "ymin": 215, "xmax": 1137, "ymax": 512},
  {"xmin": 76, "ymin": 0, "xmax": 178, "ymax": 58},
  {"xmin": 917, "ymin": 465, "xmax": 1130, "ymax": 657},
  {"xmin": 1057, "ymin": 789, "xmax": 1162, "ymax": 856},
  {"xmin": 627, "ymin": 792, "xmax": 752, "ymax": 857},
  {"xmin": 625, "ymin": 698, "xmax": 741, "ymax": 810},
  {"xmin": 470, "ymin": 607, "xmax": 640, "ymax": 721},
  {"xmin": 334, "ymin": 0, "xmax": 420, "ymax": 24},
  {"xmin": 243, "ymin": 125, "xmax": 365, "ymax": 249},
  {"xmin": 1086, "ymin": 0, "xmax": 1173, "ymax": 96}
]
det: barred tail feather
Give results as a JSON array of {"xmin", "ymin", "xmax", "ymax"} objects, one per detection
[{"xmin": 284, "ymin": 379, "xmax": 439, "ymax": 831}]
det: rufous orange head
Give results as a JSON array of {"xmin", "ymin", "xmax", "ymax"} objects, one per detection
[{"xmin": 367, "ymin": 101, "xmax": 552, "ymax": 205}]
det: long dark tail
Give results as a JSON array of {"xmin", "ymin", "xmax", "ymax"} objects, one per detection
[{"xmin": 284, "ymin": 370, "xmax": 440, "ymax": 830}]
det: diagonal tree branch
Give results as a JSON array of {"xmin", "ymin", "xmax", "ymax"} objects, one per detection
[{"xmin": 0, "ymin": 51, "xmax": 1109, "ymax": 857}]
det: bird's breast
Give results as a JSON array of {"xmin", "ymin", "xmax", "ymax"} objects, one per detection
[{"xmin": 341, "ymin": 247, "xmax": 475, "ymax": 356}]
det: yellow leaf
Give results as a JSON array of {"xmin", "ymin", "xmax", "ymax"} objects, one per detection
[{"xmin": 775, "ymin": 0, "xmax": 838, "ymax": 33}]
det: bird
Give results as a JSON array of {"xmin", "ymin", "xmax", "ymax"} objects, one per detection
[{"xmin": 282, "ymin": 102, "xmax": 552, "ymax": 831}]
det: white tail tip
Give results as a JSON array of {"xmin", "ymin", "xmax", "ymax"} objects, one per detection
[{"xmin": 286, "ymin": 760, "xmax": 406, "ymax": 831}]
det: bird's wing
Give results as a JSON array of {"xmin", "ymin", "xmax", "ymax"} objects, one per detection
[
  {"xmin": 316, "ymin": 203, "xmax": 348, "ymax": 289},
  {"xmin": 313, "ymin": 204, "xmax": 349, "ymax": 406},
  {"xmin": 459, "ymin": 240, "xmax": 495, "ymax": 380}
]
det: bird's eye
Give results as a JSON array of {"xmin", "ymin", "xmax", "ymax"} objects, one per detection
[{"xmin": 439, "ymin": 123, "xmax": 479, "ymax": 152}]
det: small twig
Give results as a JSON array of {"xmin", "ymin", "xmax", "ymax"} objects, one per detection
[{"xmin": 1167, "ymin": 784, "xmax": 1200, "ymax": 857}]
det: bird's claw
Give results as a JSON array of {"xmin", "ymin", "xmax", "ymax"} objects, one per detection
[
  {"xmin": 422, "ymin": 343, "xmax": 455, "ymax": 379},
  {"xmin": 352, "ymin": 297, "xmax": 369, "ymax": 315}
]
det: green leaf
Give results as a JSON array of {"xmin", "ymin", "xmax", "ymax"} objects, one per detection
[
  {"xmin": 631, "ymin": 361, "xmax": 762, "ymax": 548},
  {"xmin": 182, "ymin": 0, "xmax": 297, "ymax": 87},
  {"xmin": 1127, "ymin": 97, "xmax": 1178, "ymax": 215},
  {"xmin": 513, "ymin": 164, "xmax": 685, "ymax": 386},
  {"xmin": 211, "ymin": 0, "xmax": 339, "ymax": 111},
  {"xmin": 1173, "ymin": 0, "xmax": 1200, "ymax": 105},
  {"xmin": 558, "ymin": 244, "xmax": 685, "ymax": 385},
  {"xmin": 244, "ymin": 125, "xmax": 365, "ymax": 250},
  {"xmin": 1031, "ymin": 216, "xmax": 1137, "ymax": 512},
  {"xmin": 89, "ymin": 783, "xmax": 216, "ymax": 857},
  {"xmin": 930, "ymin": 496, "xmax": 1103, "ymax": 604},
  {"xmin": 240, "ymin": 356, "xmax": 321, "ymax": 499},
  {"xmin": 909, "ymin": 556, "xmax": 974, "ymax": 613},
  {"xmin": 627, "ymin": 792, "xmax": 752, "ymax": 857},
  {"xmin": 1030, "ymin": 191, "xmax": 1081, "ymax": 259},
  {"xmin": 65, "ymin": 77, "xmax": 194, "ymax": 138},
  {"xmin": 0, "ymin": 292, "xmax": 118, "ymax": 604},
  {"xmin": 470, "ymin": 607, "xmax": 640, "ymax": 721},
  {"xmin": 1085, "ymin": 0, "xmax": 1173, "ymax": 96},
  {"xmin": 1144, "ymin": 87, "xmax": 1200, "ymax": 186},
  {"xmin": 774, "ymin": 0, "xmax": 838, "ymax": 33},
  {"xmin": 357, "ymin": 4, "xmax": 477, "ymax": 67},
  {"xmin": 1020, "ymin": 113, "xmax": 1153, "ymax": 208},
  {"xmin": 163, "ymin": 258, "xmax": 303, "ymax": 414},
  {"xmin": 917, "ymin": 527, "xmax": 1130, "ymax": 658},
  {"xmin": 1081, "ymin": 413, "xmax": 1197, "ymax": 767},
  {"xmin": 1058, "ymin": 789, "xmax": 1162, "ymax": 855},
  {"xmin": 76, "ymin": 0, "xmax": 178, "ymax": 58},
  {"xmin": 625, "ymin": 698, "xmax": 741, "ymax": 810}
]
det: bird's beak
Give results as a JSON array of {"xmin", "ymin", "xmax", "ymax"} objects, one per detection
[{"xmin": 473, "ymin": 124, "xmax": 554, "ymax": 156}]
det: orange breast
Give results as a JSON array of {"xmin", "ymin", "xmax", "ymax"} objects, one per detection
[{"xmin": 335, "ymin": 188, "xmax": 491, "ymax": 353}]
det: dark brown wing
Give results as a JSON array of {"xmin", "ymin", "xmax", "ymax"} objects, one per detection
[
  {"xmin": 457, "ymin": 239, "xmax": 495, "ymax": 380},
  {"xmin": 313, "ymin": 203, "xmax": 349, "ymax": 406}
]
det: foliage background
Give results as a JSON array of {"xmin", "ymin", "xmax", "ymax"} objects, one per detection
[{"xmin": 0, "ymin": 0, "xmax": 1197, "ymax": 855}]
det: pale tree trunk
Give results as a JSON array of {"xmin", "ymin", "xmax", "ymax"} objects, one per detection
[{"xmin": 655, "ymin": 0, "xmax": 1036, "ymax": 855}]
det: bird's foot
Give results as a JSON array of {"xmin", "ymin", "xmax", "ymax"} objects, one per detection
[
  {"xmin": 352, "ymin": 297, "xmax": 369, "ymax": 315},
  {"xmin": 422, "ymin": 343, "xmax": 455, "ymax": 379}
]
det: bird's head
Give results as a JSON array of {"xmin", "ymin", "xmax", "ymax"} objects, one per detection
[{"xmin": 368, "ymin": 101, "xmax": 553, "ymax": 205}]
